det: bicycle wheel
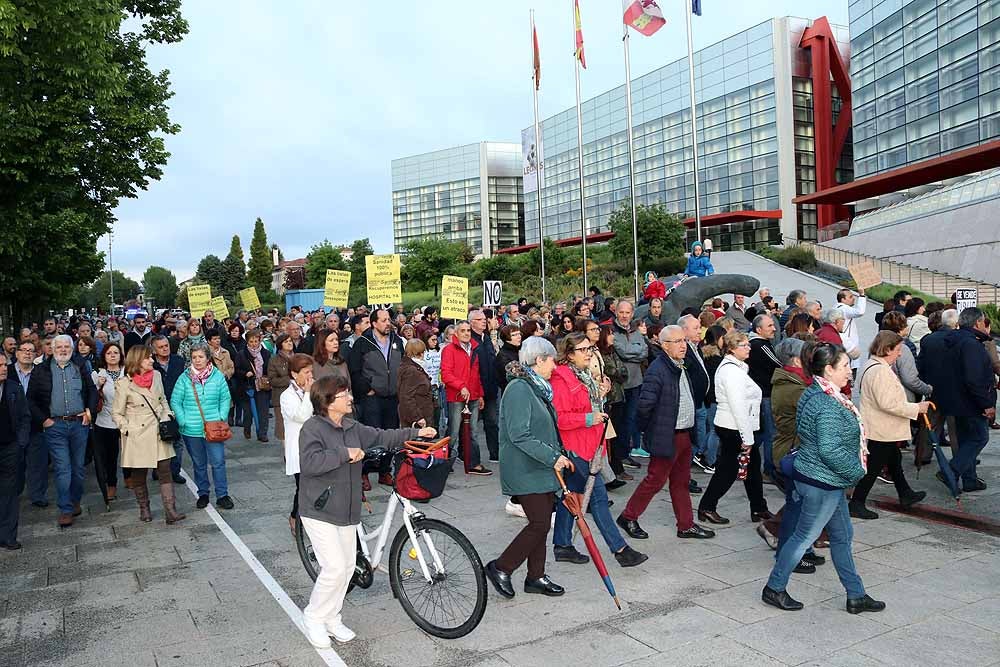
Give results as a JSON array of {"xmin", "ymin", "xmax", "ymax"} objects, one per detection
[
  {"xmin": 387, "ymin": 517, "xmax": 487, "ymax": 639},
  {"xmin": 295, "ymin": 516, "xmax": 320, "ymax": 582}
]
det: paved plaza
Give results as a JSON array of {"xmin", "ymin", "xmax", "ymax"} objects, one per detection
[{"xmin": 3, "ymin": 252, "xmax": 1000, "ymax": 667}]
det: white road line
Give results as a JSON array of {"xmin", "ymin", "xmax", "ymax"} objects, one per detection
[{"xmin": 179, "ymin": 467, "xmax": 347, "ymax": 667}]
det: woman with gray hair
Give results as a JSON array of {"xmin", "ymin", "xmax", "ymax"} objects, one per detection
[{"xmin": 485, "ymin": 336, "xmax": 573, "ymax": 599}]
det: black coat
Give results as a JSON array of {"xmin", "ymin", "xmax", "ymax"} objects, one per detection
[
  {"xmin": 919, "ymin": 327, "xmax": 996, "ymax": 417},
  {"xmin": 495, "ymin": 342, "xmax": 521, "ymax": 393},
  {"xmin": 684, "ymin": 342, "xmax": 710, "ymax": 409},
  {"xmin": 26, "ymin": 357, "xmax": 99, "ymax": 426},
  {"xmin": 472, "ymin": 332, "xmax": 498, "ymax": 399},
  {"xmin": 0, "ymin": 378, "xmax": 31, "ymax": 495},
  {"xmin": 153, "ymin": 354, "xmax": 186, "ymax": 401},
  {"xmin": 635, "ymin": 353, "xmax": 684, "ymax": 458},
  {"xmin": 123, "ymin": 329, "xmax": 152, "ymax": 354},
  {"xmin": 748, "ymin": 336, "xmax": 781, "ymax": 398},
  {"xmin": 233, "ymin": 347, "xmax": 272, "ymax": 395},
  {"xmin": 348, "ymin": 329, "xmax": 403, "ymax": 398}
]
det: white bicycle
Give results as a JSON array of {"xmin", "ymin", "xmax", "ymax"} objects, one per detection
[{"xmin": 295, "ymin": 437, "xmax": 487, "ymax": 639}]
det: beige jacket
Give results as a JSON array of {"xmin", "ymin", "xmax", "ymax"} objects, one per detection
[
  {"xmin": 858, "ymin": 358, "xmax": 919, "ymax": 442},
  {"xmin": 112, "ymin": 373, "xmax": 175, "ymax": 467},
  {"xmin": 211, "ymin": 346, "xmax": 234, "ymax": 379}
]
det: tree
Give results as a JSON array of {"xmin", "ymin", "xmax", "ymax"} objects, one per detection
[
  {"xmin": 305, "ymin": 240, "xmax": 347, "ymax": 289},
  {"xmin": 347, "ymin": 238, "xmax": 374, "ymax": 277},
  {"xmin": 247, "ymin": 218, "xmax": 272, "ymax": 292},
  {"xmin": 608, "ymin": 202, "xmax": 686, "ymax": 266},
  {"xmin": 194, "ymin": 255, "xmax": 225, "ymax": 296},
  {"xmin": 402, "ymin": 238, "xmax": 468, "ymax": 295},
  {"xmin": 524, "ymin": 239, "xmax": 567, "ymax": 276},
  {"xmin": 472, "ymin": 254, "xmax": 517, "ymax": 284},
  {"xmin": 83, "ymin": 271, "xmax": 140, "ymax": 313},
  {"xmin": 227, "ymin": 235, "xmax": 245, "ymax": 265},
  {"xmin": 142, "ymin": 266, "xmax": 179, "ymax": 307},
  {"xmin": 220, "ymin": 234, "xmax": 247, "ymax": 301},
  {"xmin": 0, "ymin": 1, "xmax": 188, "ymax": 325}
]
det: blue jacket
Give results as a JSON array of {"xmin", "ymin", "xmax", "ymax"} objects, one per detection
[
  {"xmin": 0, "ymin": 378, "xmax": 31, "ymax": 496},
  {"xmin": 636, "ymin": 353, "xmax": 684, "ymax": 458},
  {"xmin": 919, "ymin": 327, "xmax": 996, "ymax": 417},
  {"xmin": 169, "ymin": 367, "xmax": 232, "ymax": 438},
  {"xmin": 472, "ymin": 331, "xmax": 498, "ymax": 399},
  {"xmin": 792, "ymin": 383, "xmax": 865, "ymax": 488},
  {"xmin": 153, "ymin": 354, "xmax": 186, "ymax": 401},
  {"xmin": 685, "ymin": 253, "xmax": 714, "ymax": 277}
]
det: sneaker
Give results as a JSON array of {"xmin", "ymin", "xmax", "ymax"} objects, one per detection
[
  {"xmin": 196, "ymin": 495, "xmax": 209, "ymax": 509},
  {"xmin": 793, "ymin": 559, "xmax": 816, "ymax": 574},
  {"xmin": 325, "ymin": 620, "xmax": 356, "ymax": 644},
  {"xmin": 216, "ymin": 495, "xmax": 235, "ymax": 510},
  {"xmin": 614, "ymin": 545, "xmax": 648, "ymax": 568},
  {"xmin": 692, "ymin": 454, "xmax": 715, "ymax": 474},
  {"xmin": 877, "ymin": 475, "xmax": 892, "ymax": 484},
  {"xmin": 504, "ymin": 498, "xmax": 527, "ymax": 519},
  {"xmin": 302, "ymin": 616, "xmax": 332, "ymax": 649},
  {"xmin": 622, "ymin": 457, "xmax": 641, "ymax": 469},
  {"xmin": 630, "ymin": 448, "xmax": 651, "ymax": 458},
  {"xmin": 467, "ymin": 465, "xmax": 493, "ymax": 476}
]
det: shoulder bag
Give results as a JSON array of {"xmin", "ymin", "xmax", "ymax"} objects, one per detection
[
  {"xmin": 190, "ymin": 376, "xmax": 232, "ymax": 442},
  {"xmin": 137, "ymin": 389, "xmax": 180, "ymax": 443}
]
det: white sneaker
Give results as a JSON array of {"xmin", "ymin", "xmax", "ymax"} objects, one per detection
[
  {"xmin": 505, "ymin": 498, "xmax": 527, "ymax": 518},
  {"xmin": 302, "ymin": 616, "xmax": 332, "ymax": 649},
  {"xmin": 325, "ymin": 620, "xmax": 356, "ymax": 644}
]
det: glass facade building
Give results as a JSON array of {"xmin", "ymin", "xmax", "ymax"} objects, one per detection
[
  {"xmin": 391, "ymin": 142, "xmax": 524, "ymax": 256},
  {"xmin": 849, "ymin": 0, "xmax": 1000, "ymax": 178},
  {"xmin": 523, "ymin": 17, "xmax": 851, "ymax": 249}
]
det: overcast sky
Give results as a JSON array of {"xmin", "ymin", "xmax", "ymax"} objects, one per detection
[{"xmin": 108, "ymin": 0, "xmax": 848, "ymax": 283}]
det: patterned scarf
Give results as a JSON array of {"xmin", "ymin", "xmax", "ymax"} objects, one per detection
[
  {"xmin": 524, "ymin": 368, "xmax": 553, "ymax": 403},
  {"xmin": 814, "ymin": 375, "xmax": 868, "ymax": 471},
  {"xmin": 105, "ymin": 369, "xmax": 122, "ymax": 383},
  {"xmin": 247, "ymin": 344, "xmax": 264, "ymax": 377},
  {"xmin": 191, "ymin": 364, "xmax": 213, "ymax": 386},
  {"xmin": 569, "ymin": 363, "xmax": 601, "ymax": 412}
]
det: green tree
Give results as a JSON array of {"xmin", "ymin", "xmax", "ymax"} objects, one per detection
[
  {"xmin": 175, "ymin": 284, "xmax": 189, "ymax": 312},
  {"xmin": 402, "ymin": 238, "xmax": 468, "ymax": 295},
  {"xmin": 472, "ymin": 253, "xmax": 517, "ymax": 284},
  {"xmin": 194, "ymin": 255, "xmax": 225, "ymax": 297},
  {"xmin": 607, "ymin": 202, "xmax": 686, "ymax": 266},
  {"xmin": 0, "ymin": 1, "xmax": 187, "ymax": 325},
  {"xmin": 305, "ymin": 240, "xmax": 347, "ymax": 289},
  {"xmin": 220, "ymin": 234, "xmax": 247, "ymax": 301},
  {"xmin": 83, "ymin": 271, "xmax": 140, "ymax": 313},
  {"xmin": 142, "ymin": 266, "xmax": 179, "ymax": 307},
  {"xmin": 524, "ymin": 239, "xmax": 567, "ymax": 276},
  {"xmin": 247, "ymin": 218, "xmax": 272, "ymax": 292},
  {"xmin": 347, "ymin": 238, "xmax": 374, "ymax": 276}
]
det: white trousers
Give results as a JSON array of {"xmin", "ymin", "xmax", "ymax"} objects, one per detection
[{"xmin": 301, "ymin": 517, "xmax": 356, "ymax": 626}]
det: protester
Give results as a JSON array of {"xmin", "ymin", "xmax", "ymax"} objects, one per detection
[
  {"xmin": 641, "ymin": 298, "xmax": 667, "ymax": 328},
  {"xmin": 27, "ymin": 335, "xmax": 97, "ymax": 527},
  {"xmin": 598, "ymin": 324, "xmax": 630, "ymax": 480},
  {"xmin": 612, "ymin": 301, "xmax": 649, "ymax": 463},
  {"xmin": 11, "ymin": 341, "xmax": 47, "ymax": 507},
  {"xmin": 170, "ymin": 344, "xmax": 234, "ymax": 510},
  {"xmin": 905, "ymin": 298, "xmax": 929, "ymax": 352},
  {"xmin": 92, "ymin": 343, "xmax": 125, "ymax": 500},
  {"xmin": 202, "ymin": 310, "xmax": 224, "ymax": 340},
  {"xmin": 0, "ymin": 355, "xmax": 31, "ymax": 549},
  {"xmin": 397, "ymin": 338, "xmax": 434, "ymax": 428},
  {"xmin": 486, "ymin": 337, "xmax": 573, "ymax": 600},
  {"xmin": 206, "ymin": 330, "xmax": 235, "ymax": 380},
  {"xmin": 469, "ymin": 310, "xmax": 500, "ymax": 463},
  {"xmin": 723, "ymin": 295, "xmax": 751, "ymax": 333},
  {"xmin": 113, "ymin": 345, "xmax": 185, "ymax": 524},
  {"xmin": 123, "ymin": 313, "xmax": 153, "ymax": 353},
  {"xmin": 678, "ymin": 314, "xmax": 710, "ymax": 480},
  {"xmin": 747, "ymin": 314, "xmax": 781, "ymax": 477},
  {"xmin": 178, "ymin": 317, "xmax": 206, "ymax": 368},
  {"xmin": 834, "ymin": 288, "xmax": 867, "ymax": 374},
  {"xmin": 280, "ymin": 353, "xmax": 314, "ymax": 534},
  {"xmin": 684, "ymin": 241, "xmax": 715, "ymax": 277},
  {"xmin": 780, "ymin": 290, "xmax": 807, "ymax": 330},
  {"xmin": 297, "ymin": 374, "xmax": 429, "ymax": 647},
  {"xmin": 694, "ymin": 325, "xmax": 726, "ymax": 473},
  {"xmin": 347, "ymin": 309, "xmax": 403, "ymax": 429},
  {"xmin": 266, "ymin": 333, "xmax": 294, "ymax": 441},
  {"xmin": 851, "ymin": 332, "xmax": 929, "ymax": 519},
  {"xmin": 440, "ymin": 320, "xmax": 491, "ymax": 476},
  {"xmin": 494, "ymin": 325, "xmax": 522, "ymax": 394},
  {"xmin": 617, "ymin": 326, "xmax": 715, "ymax": 541},
  {"xmin": 420, "ymin": 331, "xmax": 444, "ymax": 432},
  {"xmin": 234, "ymin": 330, "xmax": 272, "ymax": 442}
]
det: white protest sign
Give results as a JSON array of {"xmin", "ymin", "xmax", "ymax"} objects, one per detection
[{"xmin": 482, "ymin": 281, "xmax": 502, "ymax": 308}]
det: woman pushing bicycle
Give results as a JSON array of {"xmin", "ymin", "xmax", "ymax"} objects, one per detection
[{"xmin": 297, "ymin": 374, "xmax": 435, "ymax": 648}]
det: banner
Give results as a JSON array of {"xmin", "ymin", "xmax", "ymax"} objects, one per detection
[
  {"xmin": 482, "ymin": 280, "xmax": 502, "ymax": 308},
  {"xmin": 521, "ymin": 126, "xmax": 544, "ymax": 194},
  {"xmin": 441, "ymin": 275, "xmax": 469, "ymax": 320},
  {"xmin": 323, "ymin": 269, "xmax": 352, "ymax": 308},
  {"xmin": 365, "ymin": 254, "xmax": 402, "ymax": 303},
  {"xmin": 209, "ymin": 296, "xmax": 230, "ymax": 320},
  {"xmin": 188, "ymin": 285, "xmax": 212, "ymax": 314},
  {"xmin": 239, "ymin": 287, "xmax": 261, "ymax": 311}
]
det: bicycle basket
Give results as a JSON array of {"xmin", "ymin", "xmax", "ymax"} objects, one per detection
[{"xmin": 393, "ymin": 446, "xmax": 453, "ymax": 500}]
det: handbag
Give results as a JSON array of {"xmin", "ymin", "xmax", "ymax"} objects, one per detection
[
  {"xmin": 256, "ymin": 375, "xmax": 272, "ymax": 391},
  {"xmin": 137, "ymin": 387, "xmax": 180, "ymax": 443},
  {"xmin": 191, "ymin": 376, "xmax": 232, "ymax": 442}
]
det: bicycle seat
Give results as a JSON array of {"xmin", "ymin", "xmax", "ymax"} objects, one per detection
[{"xmin": 362, "ymin": 447, "xmax": 394, "ymax": 476}]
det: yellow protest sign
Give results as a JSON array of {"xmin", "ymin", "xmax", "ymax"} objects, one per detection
[
  {"xmin": 440, "ymin": 275, "xmax": 469, "ymax": 320},
  {"xmin": 239, "ymin": 287, "xmax": 261, "ymax": 311},
  {"xmin": 209, "ymin": 296, "xmax": 230, "ymax": 320},
  {"xmin": 323, "ymin": 269, "xmax": 351, "ymax": 308},
  {"xmin": 365, "ymin": 254, "xmax": 402, "ymax": 303},
  {"xmin": 187, "ymin": 285, "xmax": 212, "ymax": 314}
]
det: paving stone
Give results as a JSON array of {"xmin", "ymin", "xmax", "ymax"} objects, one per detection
[
  {"xmin": 794, "ymin": 649, "xmax": 886, "ymax": 666},
  {"xmin": 499, "ymin": 624, "xmax": 656, "ymax": 667},
  {"xmin": 901, "ymin": 557, "xmax": 1000, "ymax": 603},
  {"xmin": 857, "ymin": 536, "xmax": 982, "ymax": 574},
  {"xmin": 946, "ymin": 596, "xmax": 1000, "ymax": 633},
  {"xmin": 851, "ymin": 579, "xmax": 966, "ymax": 627},
  {"xmin": 616, "ymin": 604, "xmax": 739, "ymax": 653},
  {"xmin": 0, "ymin": 609, "xmax": 62, "ymax": 644},
  {"xmin": 852, "ymin": 615, "xmax": 1000, "ymax": 667},
  {"xmin": 683, "ymin": 545, "xmax": 779, "ymax": 586},
  {"xmin": 693, "ymin": 577, "xmax": 836, "ymax": 624},
  {"xmin": 153, "ymin": 629, "xmax": 308, "ymax": 667},
  {"xmin": 620, "ymin": 640, "xmax": 782, "ymax": 666}
]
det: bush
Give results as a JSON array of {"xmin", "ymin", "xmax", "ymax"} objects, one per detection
[
  {"xmin": 982, "ymin": 303, "xmax": 1000, "ymax": 336},
  {"xmin": 757, "ymin": 245, "xmax": 817, "ymax": 271},
  {"xmin": 864, "ymin": 283, "xmax": 938, "ymax": 307}
]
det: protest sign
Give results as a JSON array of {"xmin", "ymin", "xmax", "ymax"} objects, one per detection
[
  {"xmin": 365, "ymin": 254, "xmax": 402, "ymax": 303},
  {"xmin": 188, "ymin": 285, "xmax": 212, "ymax": 314},
  {"xmin": 323, "ymin": 270, "xmax": 352, "ymax": 308},
  {"xmin": 209, "ymin": 296, "xmax": 230, "ymax": 320},
  {"xmin": 239, "ymin": 287, "xmax": 261, "ymax": 311},
  {"xmin": 847, "ymin": 262, "xmax": 883, "ymax": 291},
  {"xmin": 441, "ymin": 275, "xmax": 469, "ymax": 320}
]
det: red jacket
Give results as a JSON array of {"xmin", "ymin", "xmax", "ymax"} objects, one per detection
[
  {"xmin": 440, "ymin": 336, "xmax": 483, "ymax": 403},
  {"xmin": 549, "ymin": 364, "xmax": 604, "ymax": 462},
  {"xmin": 815, "ymin": 323, "xmax": 852, "ymax": 396}
]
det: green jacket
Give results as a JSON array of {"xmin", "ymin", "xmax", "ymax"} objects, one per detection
[
  {"xmin": 498, "ymin": 377, "xmax": 565, "ymax": 496},
  {"xmin": 769, "ymin": 367, "xmax": 808, "ymax": 466},
  {"xmin": 793, "ymin": 383, "xmax": 866, "ymax": 488},
  {"xmin": 169, "ymin": 367, "xmax": 232, "ymax": 438}
]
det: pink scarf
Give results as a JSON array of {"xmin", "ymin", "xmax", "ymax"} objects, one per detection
[
  {"xmin": 814, "ymin": 375, "xmax": 868, "ymax": 471},
  {"xmin": 191, "ymin": 365, "xmax": 212, "ymax": 386}
]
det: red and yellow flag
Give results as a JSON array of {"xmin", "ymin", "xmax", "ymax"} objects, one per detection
[
  {"xmin": 533, "ymin": 22, "xmax": 541, "ymax": 89},
  {"xmin": 574, "ymin": 0, "xmax": 586, "ymax": 69}
]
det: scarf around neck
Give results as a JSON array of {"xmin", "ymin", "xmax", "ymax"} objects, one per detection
[
  {"xmin": 525, "ymin": 368, "xmax": 553, "ymax": 403},
  {"xmin": 814, "ymin": 375, "xmax": 868, "ymax": 471},
  {"xmin": 569, "ymin": 363, "xmax": 601, "ymax": 412},
  {"xmin": 190, "ymin": 364, "xmax": 212, "ymax": 385},
  {"xmin": 132, "ymin": 369, "xmax": 154, "ymax": 389}
]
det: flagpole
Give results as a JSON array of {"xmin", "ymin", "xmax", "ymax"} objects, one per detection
[
  {"xmin": 573, "ymin": 1, "xmax": 588, "ymax": 294},
  {"xmin": 531, "ymin": 10, "xmax": 547, "ymax": 304},
  {"xmin": 684, "ymin": 0, "xmax": 703, "ymax": 245},
  {"xmin": 622, "ymin": 25, "xmax": 640, "ymax": 302}
]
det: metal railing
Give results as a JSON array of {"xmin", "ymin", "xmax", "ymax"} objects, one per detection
[{"xmin": 802, "ymin": 242, "xmax": 1000, "ymax": 305}]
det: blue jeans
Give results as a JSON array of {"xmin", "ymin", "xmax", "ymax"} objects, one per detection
[
  {"xmin": 169, "ymin": 440, "xmax": 184, "ymax": 478},
  {"xmin": 952, "ymin": 416, "xmax": 988, "ymax": 488},
  {"xmin": 622, "ymin": 386, "xmax": 641, "ymax": 453},
  {"xmin": 553, "ymin": 452, "xmax": 626, "ymax": 553},
  {"xmin": 774, "ymin": 473, "xmax": 815, "ymax": 559},
  {"xmin": 767, "ymin": 481, "xmax": 864, "ymax": 599},
  {"xmin": 22, "ymin": 431, "xmax": 49, "ymax": 504},
  {"xmin": 693, "ymin": 404, "xmax": 719, "ymax": 465},
  {"xmin": 692, "ymin": 405, "xmax": 707, "ymax": 455},
  {"xmin": 756, "ymin": 398, "xmax": 776, "ymax": 476},
  {"xmin": 45, "ymin": 421, "xmax": 89, "ymax": 514},
  {"xmin": 183, "ymin": 435, "xmax": 229, "ymax": 499},
  {"xmin": 448, "ymin": 401, "xmax": 481, "ymax": 468}
]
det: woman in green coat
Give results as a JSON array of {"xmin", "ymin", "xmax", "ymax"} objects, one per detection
[{"xmin": 485, "ymin": 337, "xmax": 572, "ymax": 600}]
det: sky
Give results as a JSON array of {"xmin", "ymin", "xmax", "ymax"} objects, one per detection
[{"xmin": 108, "ymin": 0, "xmax": 848, "ymax": 284}]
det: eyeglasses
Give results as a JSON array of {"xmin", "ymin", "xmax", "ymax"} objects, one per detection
[
  {"xmin": 735, "ymin": 342, "xmax": 751, "ymax": 348},
  {"xmin": 334, "ymin": 391, "xmax": 351, "ymax": 400},
  {"xmin": 573, "ymin": 345, "xmax": 594, "ymax": 354},
  {"xmin": 661, "ymin": 339, "xmax": 685, "ymax": 344}
]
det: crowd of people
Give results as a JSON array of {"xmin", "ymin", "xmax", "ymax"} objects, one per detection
[{"xmin": 0, "ymin": 275, "xmax": 997, "ymax": 639}]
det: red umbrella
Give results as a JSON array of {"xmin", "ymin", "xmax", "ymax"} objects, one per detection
[
  {"xmin": 555, "ymin": 469, "xmax": 621, "ymax": 610},
  {"xmin": 460, "ymin": 401, "xmax": 472, "ymax": 474}
]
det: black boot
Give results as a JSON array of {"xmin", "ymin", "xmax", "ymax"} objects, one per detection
[
  {"xmin": 847, "ymin": 594, "xmax": 886, "ymax": 614},
  {"xmin": 762, "ymin": 586, "xmax": 803, "ymax": 611},
  {"xmin": 899, "ymin": 489, "xmax": 926, "ymax": 508},
  {"xmin": 616, "ymin": 514, "xmax": 648, "ymax": 539},
  {"xmin": 849, "ymin": 502, "xmax": 878, "ymax": 520}
]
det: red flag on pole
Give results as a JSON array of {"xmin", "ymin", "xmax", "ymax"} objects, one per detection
[
  {"xmin": 533, "ymin": 22, "xmax": 541, "ymax": 89},
  {"xmin": 574, "ymin": 0, "xmax": 586, "ymax": 69},
  {"xmin": 623, "ymin": 0, "xmax": 667, "ymax": 36}
]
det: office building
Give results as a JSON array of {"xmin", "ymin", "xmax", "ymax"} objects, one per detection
[
  {"xmin": 391, "ymin": 142, "xmax": 524, "ymax": 257},
  {"xmin": 516, "ymin": 16, "xmax": 852, "ymax": 252}
]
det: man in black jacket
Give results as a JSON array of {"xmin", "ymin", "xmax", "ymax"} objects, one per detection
[
  {"xmin": 26, "ymin": 335, "xmax": 98, "ymax": 527},
  {"xmin": 123, "ymin": 313, "xmax": 153, "ymax": 353},
  {"xmin": 348, "ymin": 309, "xmax": 403, "ymax": 429},
  {"xmin": 748, "ymin": 314, "xmax": 781, "ymax": 478},
  {"xmin": 679, "ymin": 315, "xmax": 710, "ymax": 485},
  {"xmin": 0, "ymin": 355, "xmax": 31, "ymax": 549},
  {"xmin": 151, "ymin": 335, "xmax": 187, "ymax": 483},
  {"xmin": 616, "ymin": 326, "xmax": 715, "ymax": 541},
  {"xmin": 469, "ymin": 310, "xmax": 500, "ymax": 462}
]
